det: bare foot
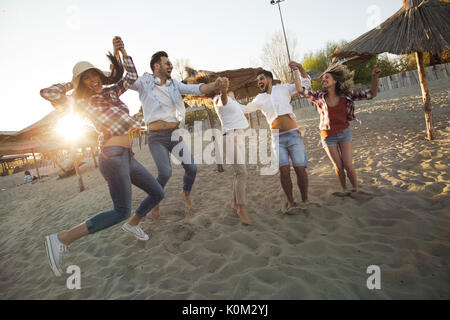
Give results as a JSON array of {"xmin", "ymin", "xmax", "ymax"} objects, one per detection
[
  {"xmin": 181, "ymin": 191, "xmax": 194, "ymax": 213},
  {"xmin": 237, "ymin": 207, "xmax": 253, "ymax": 225},
  {"xmin": 151, "ymin": 204, "xmax": 160, "ymax": 220},
  {"xmin": 231, "ymin": 201, "xmax": 238, "ymax": 213},
  {"xmin": 281, "ymin": 201, "xmax": 295, "ymax": 213}
]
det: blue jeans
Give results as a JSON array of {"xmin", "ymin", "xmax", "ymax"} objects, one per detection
[
  {"xmin": 85, "ymin": 146, "xmax": 164, "ymax": 234},
  {"xmin": 147, "ymin": 130, "xmax": 197, "ymax": 194},
  {"xmin": 275, "ymin": 129, "xmax": 308, "ymax": 168}
]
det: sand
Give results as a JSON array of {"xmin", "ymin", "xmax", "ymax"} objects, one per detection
[{"xmin": 0, "ymin": 79, "xmax": 449, "ymax": 299}]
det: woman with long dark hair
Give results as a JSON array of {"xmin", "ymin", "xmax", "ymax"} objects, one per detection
[
  {"xmin": 40, "ymin": 37, "xmax": 164, "ymax": 277},
  {"xmin": 292, "ymin": 61, "xmax": 381, "ymax": 195}
]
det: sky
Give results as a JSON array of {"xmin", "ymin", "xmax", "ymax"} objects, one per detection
[{"xmin": 0, "ymin": 0, "xmax": 401, "ymax": 131}]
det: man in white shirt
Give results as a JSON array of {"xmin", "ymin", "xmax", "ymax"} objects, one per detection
[
  {"xmin": 240, "ymin": 62, "xmax": 312, "ymax": 211},
  {"xmin": 130, "ymin": 51, "xmax": 226, "ymax": 219}
]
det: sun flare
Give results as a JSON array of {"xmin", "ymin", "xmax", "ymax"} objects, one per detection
[{"xmin": 55, "ymin": 114, "xmax": 85, "ymax": 141}]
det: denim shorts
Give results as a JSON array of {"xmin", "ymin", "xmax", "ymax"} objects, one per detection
[
  {"xmin": 274, "ymin": 129, "xmax": 308, "ymax": 168},
  {"xmin": 321, "ymin": 128, "xmax": 352, "ymax": 148}
]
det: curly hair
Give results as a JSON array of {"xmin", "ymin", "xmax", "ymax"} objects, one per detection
[{"xmin": 323, "ymin": 64, "xmax": 354, "ymax": 95}]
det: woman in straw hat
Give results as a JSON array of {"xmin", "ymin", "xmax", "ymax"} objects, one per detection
[
  {"xmin": 291, "ymin": 61, "xmax": 381, "ymax": 196},
  {"xmin": 40, "ymin": 36, "xmax": 164, "ymax": 277}
]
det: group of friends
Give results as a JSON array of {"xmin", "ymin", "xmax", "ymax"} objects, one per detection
[{"xmin": 41, "ymin": 36, "xmax": 381, "ymax": 277}]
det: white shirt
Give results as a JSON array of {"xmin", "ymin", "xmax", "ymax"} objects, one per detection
[
  {"xmin": 130, "ymin": 73, "xmax": 203, "ymax": 127},
  {"xmin": 241, "ymin": 76, "xmax": 311, "ymax": 126},
  {"xmin": 151, "ymin": 83, "xmax": 178, "ymax": 123},
  {"xmin": 213, "ymin": 95, "xmax": 249, "ymax": 134}
]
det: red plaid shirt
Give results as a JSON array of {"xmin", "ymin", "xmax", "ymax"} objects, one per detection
[
  {"xmin": 301, "ymin": 89, "xmax": 373, "ymax": 130},
  {"xmin": 40, "ymin": 56, "xmax": 141, "ymax": 145}
]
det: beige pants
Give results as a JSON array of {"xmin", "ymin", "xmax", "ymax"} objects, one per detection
[{"xmin": 223, "ymin": 131, "xmax": 247, "ymax": 205}]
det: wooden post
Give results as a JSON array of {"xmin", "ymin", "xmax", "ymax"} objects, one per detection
[
  {"xmin": 416, "ymin": 52, "xmax": 436, "ymax": 141},
  {"xmin": 90, "ymin": 146, "xmax": 98, "ymax": 168},
  {"xmin": 205, "ymin": 107, "xmax": 224, "ymax": 172},
  {"xmin": 31, "ymin": 149, "xmax": 41, "ymax": 179},
  {"xmin": 70, "ymin": 147, "xmax": 85, "ymax": 192},
  {"xmin": 50, "ymin": 152, "xmax": 66, "ymax": 172},
  {"xmin": 248, "ymin": 112, "xmax": 254, "ymax": 129}
]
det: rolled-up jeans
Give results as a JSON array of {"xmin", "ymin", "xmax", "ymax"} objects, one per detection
[
  {"xmin": 147, "ymin": 129, "xmax": 197, "ymax": 194},
  {"xmin": 85, "ymin": 146, "xmax": 164, "ymax": 234}
]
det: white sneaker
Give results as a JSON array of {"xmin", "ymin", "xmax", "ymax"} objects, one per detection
[
  {"xmin": 44, "ymin": 234, "xmax": 67, "ymax": 277},
  {"xmin": 121, "ymin": 223, "xmax": 149, "ymax": 241}
]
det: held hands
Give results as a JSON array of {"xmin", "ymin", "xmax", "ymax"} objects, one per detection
[
  {"xmin": 219, "ymin": 77, "xmax": 229, "ymax": 93},
  {"xmin": 215, "ymin": 77, "xmax": 229, "ymax": 93},
  {"xmin": 288, "ymin": 61, "xmax": 302, "ymax": 71},
  {"xmin": 113, "ymin": 36, "xmax": 127, "ymax": 56},
  {"xmin": 372, "ymin": 65, "xmax": 381, "ymax": 78}
]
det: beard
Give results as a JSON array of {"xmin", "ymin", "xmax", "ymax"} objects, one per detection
[{"xmin": 260, "ymin": 83, "xmax": 269, "ymax": 93}]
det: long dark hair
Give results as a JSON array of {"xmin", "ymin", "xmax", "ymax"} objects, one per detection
[{"xmin": 73, "ymin": 52, "xmax": 123, "ymax": 100}]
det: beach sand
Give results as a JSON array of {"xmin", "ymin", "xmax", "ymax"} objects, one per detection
[{"xmin": 0, "ymin": 79, "xmax": 449, "ymax": 299}]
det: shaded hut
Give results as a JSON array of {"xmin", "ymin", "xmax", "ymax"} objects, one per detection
[
  {"xmin": 0, "ymin": 110, "xmax": 98, "ymax": 191},
  {"xmin": 333, "ymin": 0, "xmax": 450, "ymax": 140}
]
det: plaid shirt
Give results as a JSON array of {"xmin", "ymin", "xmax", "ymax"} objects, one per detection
[
  {"xmin": 40, "ymin": 56, "xmax": 141, "ymax": 146},
  {"xmin": 301, "ymin": 89, "xmax": 373, "ymax": 130}
]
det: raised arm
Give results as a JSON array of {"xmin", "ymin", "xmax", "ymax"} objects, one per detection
[
  {"xmin": 219, "ymin": 78, "xmax": 229, "ymax": 106},
  {"xmin": 288, "ymin": 61, "xmax": 311, "ymax": 95},
  {"xmin": 40, "ymin": 82, "xmax": 73, "ymax": 109},
  {"xmin": 110, "ymin": 36, "xmax": 138, "ymax": 96},
  {"xmin": 350, "ymin": 66, "xmax": 381, "ymax": 101},
  {"xmin": 199, "ymin": 77, "xmax": 227, "ymax": 95}
]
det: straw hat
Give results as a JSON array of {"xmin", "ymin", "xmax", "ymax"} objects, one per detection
[{"xmin": 71, "ymin": 61, "xmax": 111, "ymax": 89}]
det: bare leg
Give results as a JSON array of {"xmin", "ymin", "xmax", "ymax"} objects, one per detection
[
  {"xmin": 237, "ymin": 204, "xmax": 252, "ymax": 225},
  {"xmin": 150, "ymin": 204, "xmax": 160, "ymax": 220},
  {"xmin": 339, "ymin": 142, "xmax": 358, "ymax": 192},
  {"xmin": 279, "ymin": 165, "xmax": 294, "ymax": 208},
  {"xmin": 180, "ymin": 191, "xmax": 194, "ymax": 213},
  {"xmin": 58, "ymin": 222, "xmax": 89, "ymax": 246},
  {"xmin": 127, "ymin": 214, "xmax": 144, "ymax": 227},
  {"xmin": 324, "ymin": 145, "xmax": 347, "ymax": 191},
  {"xmin": 293, "ymin": 166, "xmax": 309, "ymax": 202},
  {"xmin": 231, "ymin": 201, "xmax": 238, "ymax": 212}
]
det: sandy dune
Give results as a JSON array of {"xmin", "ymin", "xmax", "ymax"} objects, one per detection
[{"xmin": 0, "ymin": 79, "xmax": 449, "ymax": 299}]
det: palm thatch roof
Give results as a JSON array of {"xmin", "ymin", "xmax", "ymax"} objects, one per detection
[
  {"xmin": 13, "ymin": 110, "xmax": 65, "ymax": 140},
  {"xmin": 0, "ymin": 131, "xmax": 98, "ymax": 156},
  {"xmin": 183, "ymin": 67, "xmax": 281, "ymax": 108},
  {"xmin": 333, "ymin": 0, "xmax": 450, "ymax": 62},
  {"xmin": 1, "ymin": 110, "xmax": 98, "ymax": 156}
]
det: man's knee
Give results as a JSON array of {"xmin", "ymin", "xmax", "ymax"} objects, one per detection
[{"xmin": 279, "ymin": 165, "xmax": 291, "ymax": 178}]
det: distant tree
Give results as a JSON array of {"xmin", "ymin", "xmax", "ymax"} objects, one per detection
[
  {"xmin": 302, "ymin": 40, "xmax": 403, "ymax": 89},
  {"xmin": 173, "ymin": 58, "xmax": 191, "ymax": 81},
  {"xmin": 397, "ymin": 49, "xmax": 450, "ymax": 72},
  {"xmin": 260, "ymin": 30, "xmax": 300, "ymax": 83}
]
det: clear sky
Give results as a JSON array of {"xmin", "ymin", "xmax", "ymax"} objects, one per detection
[{"xmin": 0, "ymin": 0, "xmax": 401, "ymax": 131}]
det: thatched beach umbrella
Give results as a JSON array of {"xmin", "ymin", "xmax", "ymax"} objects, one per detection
[
  {"xmin": 333, "ymin": 0, "xmax": 450, "ymax": 140},
  {"xmin": 183, "ymin": 67, "xmax": 281, "ymax": 105},
  {"xmin": 183, "ymin": 67, "xmax": 282, "ymax": 172}
]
